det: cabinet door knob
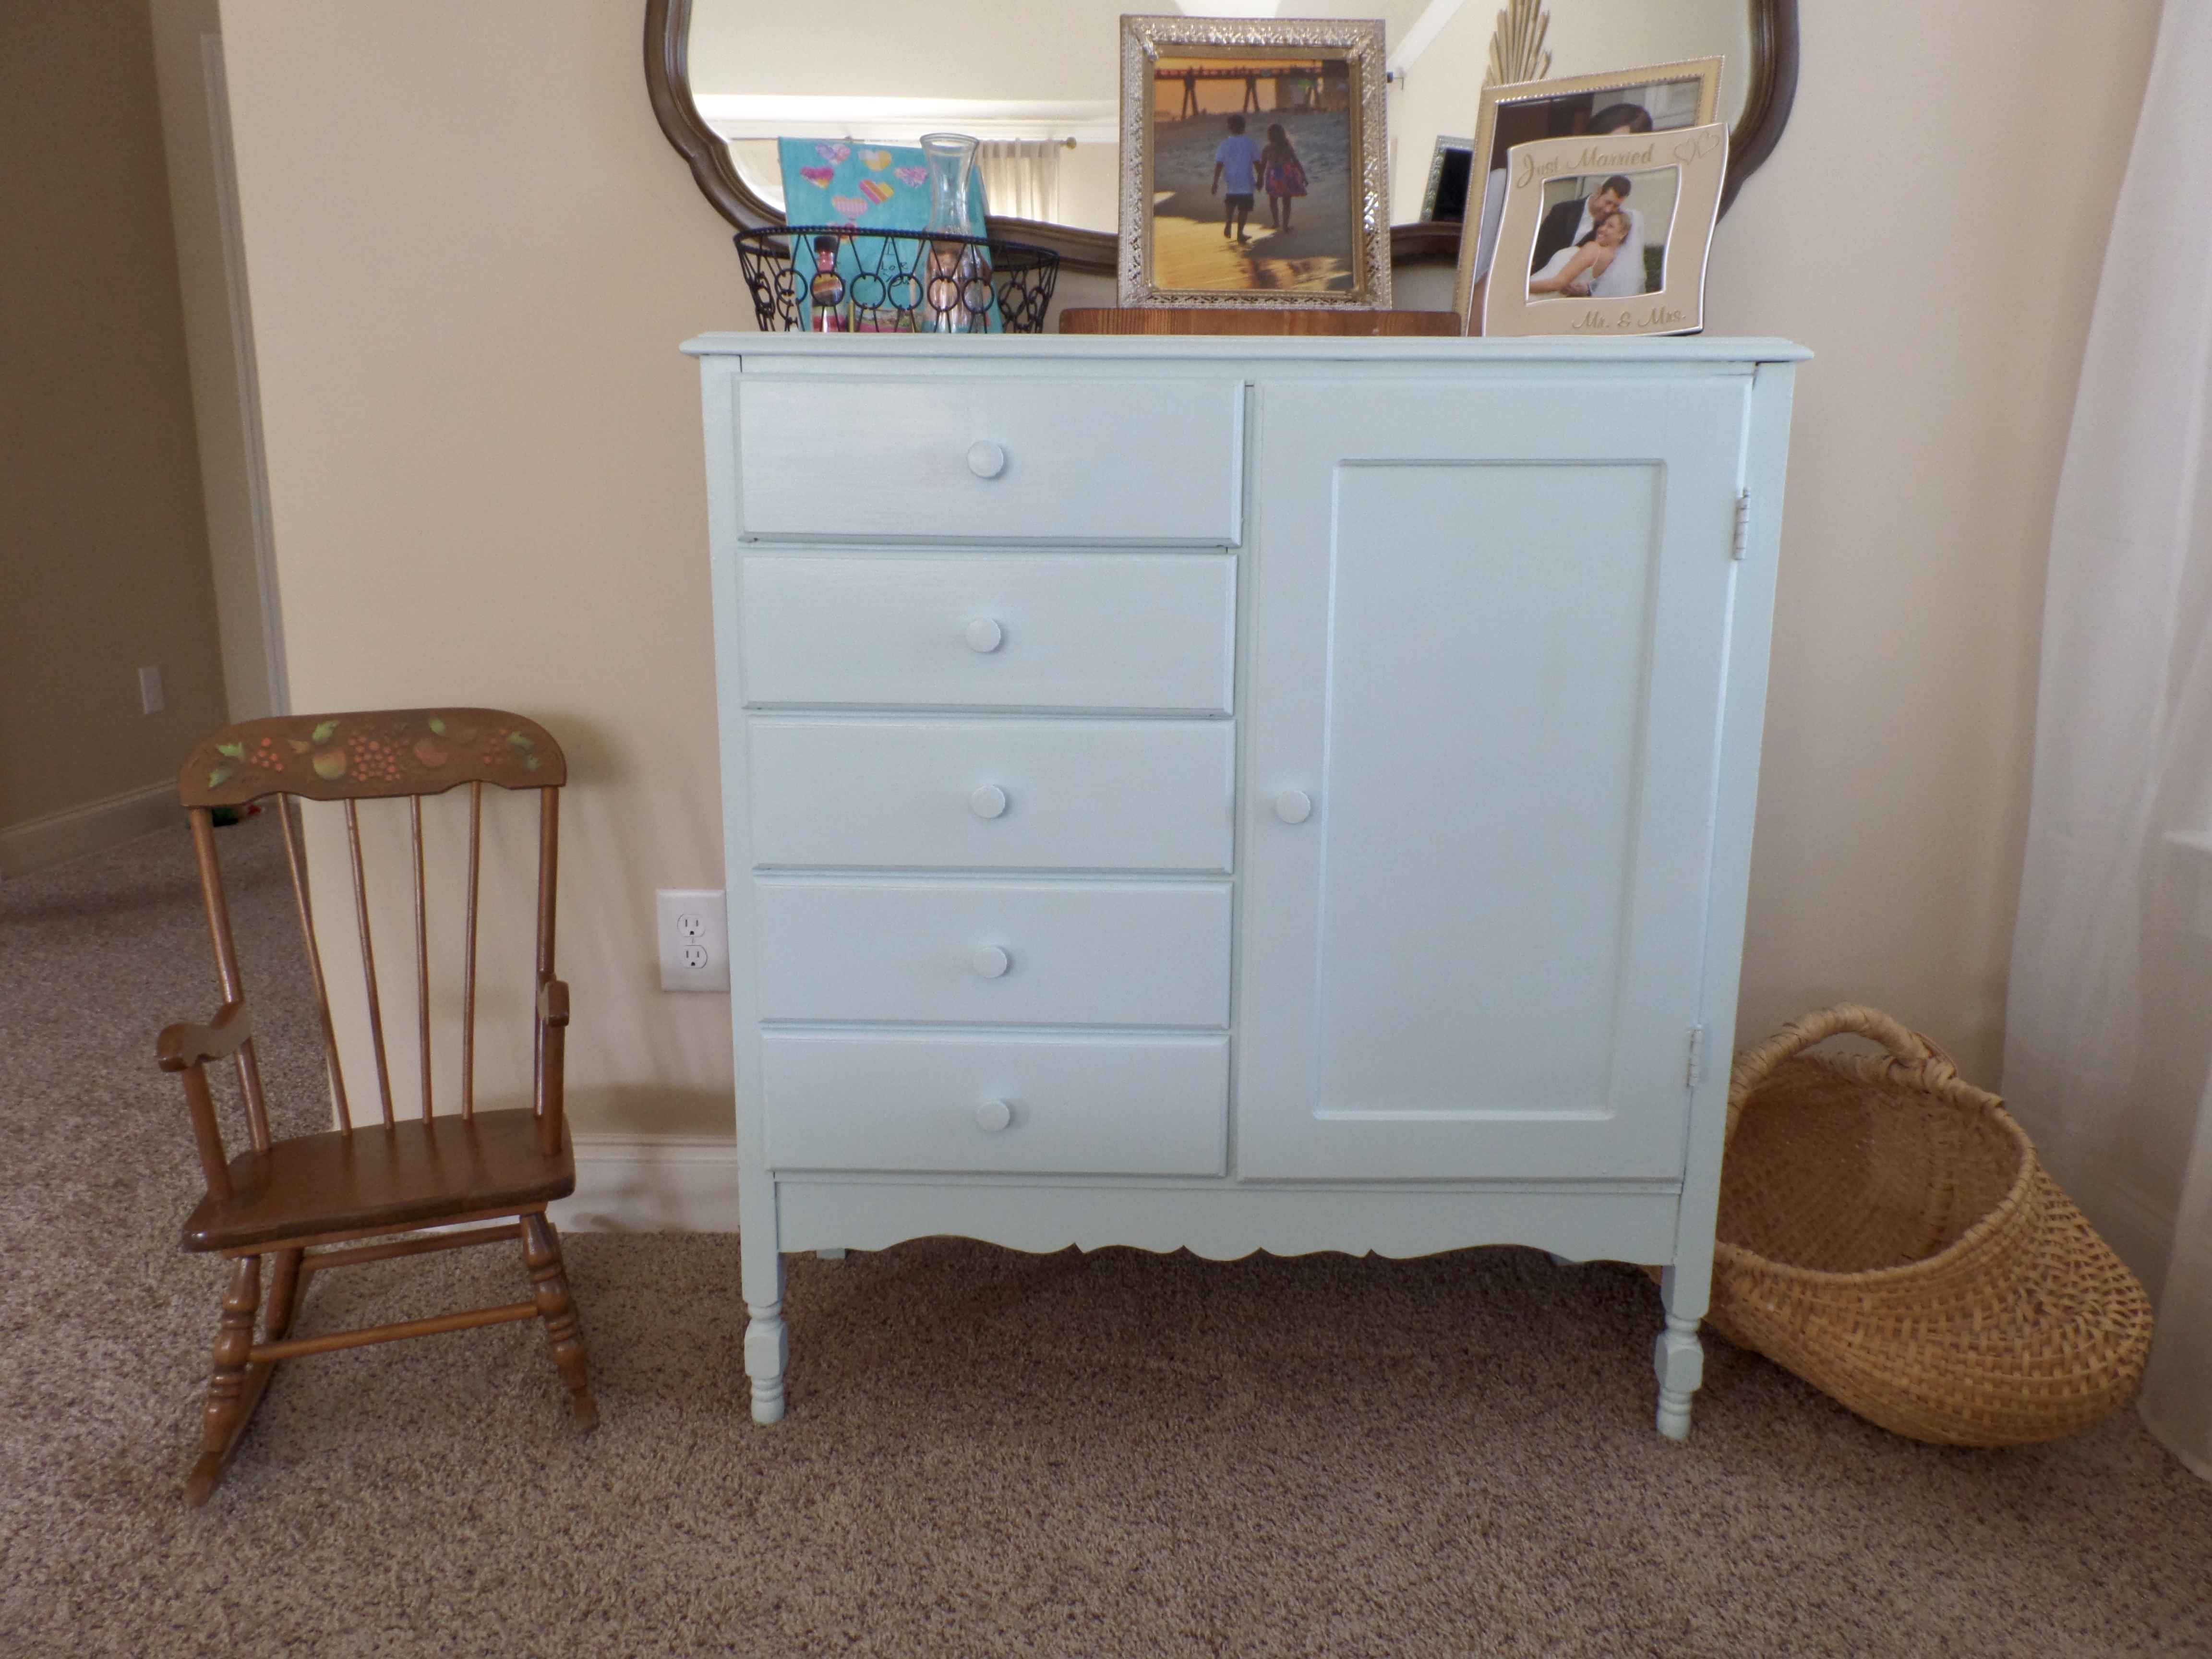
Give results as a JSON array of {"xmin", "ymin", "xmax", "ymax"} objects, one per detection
[
  {"xmin": 965, "ymin": 616, "xmax": 1004, "ymax": 653},
  {"xmin": 971, "ymin": 945, "xmax": 1011, "ymax": 979},
  {"xmin": 974, "ymin": 1098, "xmax": 1013, "ymax": 1133},
  {"xmin": 970, "ymin": 784, "xmax": 1009, "ymax": 819},
  {"xmin": 966, "ymin": 440, "xmax": 1007, "ymax": 480},
  {"xmin": 1274, "ymin": 789, "xmax": 1314, "ymax": 825}
]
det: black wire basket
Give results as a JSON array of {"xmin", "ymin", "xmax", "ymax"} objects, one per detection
[{"xmin": 734, "ymin": 226, "xmax": 1060, "ymax": 336}]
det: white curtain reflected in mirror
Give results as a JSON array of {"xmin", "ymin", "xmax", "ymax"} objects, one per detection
[{"xmin": 978, "ymin": 140, "xmax": 1068, "ymax": 224}]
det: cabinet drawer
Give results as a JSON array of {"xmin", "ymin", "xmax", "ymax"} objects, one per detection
[
  {"xmin": 753, "ymin": 878, "xmax": 1231, "ymax": 1027},
  {"xmin": 735, "ymin": 376, "xmax": 1243, "ymax": 544},
  {"xmin": 740, "ymin": 553, "xmax": 1236, "ymax": 713},
  {"xmin": 761, "ymin": 1031, "xmax": 1228, "ymax": 1175},
  {"xmin": 749, "ymin": 719, "xmax": 1234, "ymax": 872}
]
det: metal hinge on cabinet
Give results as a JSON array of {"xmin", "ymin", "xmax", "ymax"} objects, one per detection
[
  {"xmin": 1731, "ymin": 490, "xmax": 1752, "ymax": 560},
  {"xmin": 1686, "ymin": 1024, "xmax": 1707, "ymax": 1088}
]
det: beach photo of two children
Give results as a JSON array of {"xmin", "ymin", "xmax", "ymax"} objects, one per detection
[
  {"xmin": 1150, "ymin": 52, "xmax": 1354, "ymax": 296},
  {"xmin": 1120, "ymin": 19, "xmax": 1388, "ymax": 307},
  {"xmin": 1147, "ymin": 56, "xmax": 1354, "ymax": 295}
]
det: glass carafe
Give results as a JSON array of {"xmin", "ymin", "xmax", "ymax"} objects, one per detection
[{"xmin": 919, "ymin": 132, "xmax": 992, "ymax": 333}]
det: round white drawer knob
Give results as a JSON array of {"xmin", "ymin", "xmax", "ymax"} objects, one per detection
[
  {"xmin": 971, "ymin": 945, "xmax": 1011, "ymax": 979},
  {"xmin": 970, "ymin": 784, "xmax": 1008, "ymax": 819},
  {"xmin": 974, "ymin": 1099, "xmax": 1013, "ymax": 1133},
  {"xmin": 966, "ymin": 440, "xmax": 1007, "ymax": 480},
  {"xmin": 965, "ymin": 616, "xmax": 1004, "ymax": 653},
  {"xmin": 1274, "ymin": 789, "xmax": 1314, "ymax": 825}
]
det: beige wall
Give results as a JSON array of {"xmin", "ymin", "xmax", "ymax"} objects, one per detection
[
  {"xmin": 216, "ymin": 0, "xmax": 2158, "ymax": 1133},
  {"xmin": 1707, "ymin": 0, "xmax": 2159, "ymax": 1076},
  {"xmin": 219, "ymin": 0, "xmax": 743, "ymax": 1133},
  {"xmin": 0, "ymin": 0, "xmax": 229, "ymax": 867}
]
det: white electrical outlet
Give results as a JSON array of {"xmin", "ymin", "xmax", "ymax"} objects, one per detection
[
  {"xmin": 656, "ymin": 889, "xmax": 731, "ymax": 991},
  {"xmin": 138, "ymin": 664, "xmax": 165, "ymax": 714}
]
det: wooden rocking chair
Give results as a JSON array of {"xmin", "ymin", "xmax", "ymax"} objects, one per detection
[{"xmin": 160, "ymin": 709, "xmax": 597, "ymax": 1505}]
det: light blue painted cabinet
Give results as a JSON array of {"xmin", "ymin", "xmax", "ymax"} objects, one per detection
[{"xmin": 687, "ymin": 333, "xmax": 1806, "ymax": 1439}]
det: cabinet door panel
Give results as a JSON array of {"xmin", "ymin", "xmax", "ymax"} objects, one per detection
[{"xmin": 1239, "ymin": 378, "xmax": 1748, "ymax": 1180}]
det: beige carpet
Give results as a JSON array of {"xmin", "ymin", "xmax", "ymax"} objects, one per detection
[{"xmin": 1, "ymin": 814, "xmax": 2208, "ymax": 1659}]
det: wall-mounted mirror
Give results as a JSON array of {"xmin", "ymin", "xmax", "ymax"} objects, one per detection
[{"xmin": 646, "ymin": 0, "xmax": 1795, "ymax": 275}]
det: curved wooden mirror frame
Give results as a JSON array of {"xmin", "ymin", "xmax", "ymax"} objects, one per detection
[{"xmin": 645, "ymin": 0, "xmax": 1795, "ymax": 276}]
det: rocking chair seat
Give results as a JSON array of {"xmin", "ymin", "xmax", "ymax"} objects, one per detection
[{"xmin": 182, "ymin": 1107, "xmax": 576, "ymax": 1254}]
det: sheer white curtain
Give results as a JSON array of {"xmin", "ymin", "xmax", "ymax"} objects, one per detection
[
  {"xmin": 977, "ymin": 140, "xmax": 1063, "ymax": 225},
  {"xmin": 2005, "ymin": 0, "xmax": 2212, "ymax": 1479}
]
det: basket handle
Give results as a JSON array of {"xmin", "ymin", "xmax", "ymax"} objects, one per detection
[{"xmin": 1725, "ymin": 1003, "xmax": 1962, "ymax": 1144}]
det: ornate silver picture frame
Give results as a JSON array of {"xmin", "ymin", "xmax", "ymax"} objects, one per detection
[{"xmin": 1118, "ymin": 15, "xmax": 1391, "ymax": 310}]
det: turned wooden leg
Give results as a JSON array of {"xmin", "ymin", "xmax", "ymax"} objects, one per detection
[
  {"xmin": 264, "ymin": 1247, "xmax": 304, "ymax": 1342},
  {"xmin": 1653, "ymin": 1311, "xmax": 1705, "ymax": 1441},
  {"xmin": 521, "ymin": 1213, "xmax": 598, "ymax": 1432},
  {"xmin": 742, "ymin": 1215, "xmax": 787, "ymax": 1424},
  {"xmin": 187, "ymin": 1254, "xmax": 269, "ymax": 1506},
  {"xmin": 1653, "ymin": 1262, "xmax": 1708, "ymax": 1442},
  {"xmin": 745, "ymin": 1298, "xmax": 788, "ymax": 1424}
]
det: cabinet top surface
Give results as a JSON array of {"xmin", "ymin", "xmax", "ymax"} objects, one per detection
[{"xmin": 681, "ymin": 333, "xmax": 1811, "ymax": 365}]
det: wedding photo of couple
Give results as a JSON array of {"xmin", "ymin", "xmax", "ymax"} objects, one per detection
[
  {"xmin": 1456, "ymin": 67, "xmax": 1715, "ymax": 324},
  {"xmin": 1524, "ymin": 164, "xmax": 1679, "ymax": 303}
]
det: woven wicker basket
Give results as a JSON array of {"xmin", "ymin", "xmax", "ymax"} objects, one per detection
[{"xmin": 1709, "ymin": 1004, "xmax": 2155, "ymax": 1446}]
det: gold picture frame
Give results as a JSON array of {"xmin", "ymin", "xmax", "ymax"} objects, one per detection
[
  {"xmin": 1118, "ymin": 15, "xmax": 1391, "ymax": 310},
  {"xmin": 1451, "ymin": 58, "xmax": 1722, "ymax": 331},
  {"xmin": 1481, "ymin": 121, "xmax": 1729, "ymax": 338}
]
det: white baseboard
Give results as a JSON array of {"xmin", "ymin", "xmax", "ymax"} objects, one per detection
[
  {"xmin": 0, "ymin": 781, "xmax": 180, "ymax": 878},
  {"xmin": 553, "ymin": 1134, "xmax": 741, "ymax": 1233}
]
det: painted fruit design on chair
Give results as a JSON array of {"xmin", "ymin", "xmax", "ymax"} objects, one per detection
[{"xmin": 200, "ymin": 714, "xmax": 545, "ymax": 793}]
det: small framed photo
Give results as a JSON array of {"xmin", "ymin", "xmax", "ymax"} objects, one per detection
[
  {"xmin": 1118, "ymin": 14, "xmax": 1391, "ymax": 310},
  {"xmin": 1480, "ymin": 122, "xmax": 1728, "ymax": 338},
  {"xmin": 1420, "ymin": 136, "xmax": 1477, "ymax": 223},
  {"xmin": 1451, "ymin": 59, "xmax": 1722, "ymax": 330}
]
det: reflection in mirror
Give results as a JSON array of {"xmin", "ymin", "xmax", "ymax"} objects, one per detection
[
  {"xmin": 687, "ymin": 1, "xmax": 1430, "ymax": 234},
  {"xmin": 671, "ymin": 0, "xmax": 1788, "ymax": 257},
  {"xmin": 1389, "ymin": 0, "xmax": 1748, "ymax": 223}
]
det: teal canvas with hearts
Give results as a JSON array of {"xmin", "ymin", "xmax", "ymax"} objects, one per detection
[{"xmin": 776, "ymin": 139, "xmax": 995, "ymax": 331}]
